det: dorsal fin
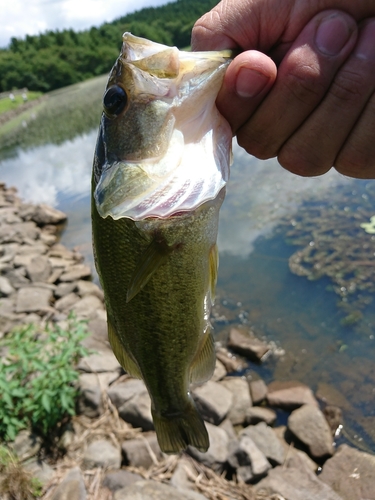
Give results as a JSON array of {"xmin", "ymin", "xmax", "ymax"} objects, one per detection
[
  {"xmin": 126, "ymin": 238, "xmax": 173, "ymax": 302},
  {"xmin": 107, "ymin": 318, "xmax": 142, "ymax": 378}
]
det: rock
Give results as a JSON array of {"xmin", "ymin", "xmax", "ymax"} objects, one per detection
[
  {"xmin": 323, "ymin": 405, "xmax": 343, "ymax": 435},
  {"xmin": 114, "ymin": 480, "xmax": 205, "ymax": 500},
  {"xmin": 245, "ymin": 406, "xmax": 277, "ymax": 426},
  {"xmin": 24, "ymin": 459, "xmax": 54, "ymax": 485},
  {"xmin": 316, "ymin": 382, "xmax": 352, "ymax": 410},
  {"xmin": 0, "ymin": 276, "xmax": 15, "ymax": 296},
  {"xmin": 255, "ymin": 455, "xmax": 343, "ymax": 500},
  {"xmin": 219, "ymin": 418, "xmax": 237, "ymax": 441},
  {"xmin": 59, "ymin": 264, "xmax": 92, "ymax": 282},
  {"xmin": 170, "ymin": 457, "xmax": 208, "ymax": 500},
  {"xmin": 219, "ymin": 377, "xmax": 252, "ymax": 425},
  {"xmin": 240, "ymin": 422, "xmax": 286, "ymax": 466},
  {"xmin": 227, "ymin": 327, "xmax": 269, "ymax": 361},
  {"xmin": 71, "ymin": 295, "xmax": 104, "ymax": 319},
  {"xmin": 187, "ymin": 422, "xmax": 229, "ymax": 472},
  {"xmin": 76, "ymin": 280, "xmax": 104, "ymax": 300},
  {"xmin": 51, "ymin": 467, "xmax": 86, "ymax": 500},
  {"xmin": 288, "ymin": 404, "xmax": 334, "ymax": 459},
  {"xmin": 118, "ymin": 391, "xmax": 154, "ymax": 431},
  {"xmin": 107, "ymin": 379, "xmax": 147, "ymax": 408},
  {"xmin": 122, "ymin": 433, "xmax": 163, "ymax": 468},
  {"xmin": 249, "ymin": 378, "xmax": 268, "ymax": 405},
  {"xmin": 215, "ymin": 346, "xmax": 246, "ymax": 373},
  {"xmin": 211, "ymin": 358, "xmax": 227, "ymax": 382},
  {"xmin": 54, "ymin": 292, "xmax": 80, "ymax": 312},
  {"xmin": 11, "ymin": 430, "xmax": 42, "ymax": 460},
  {"xmin": 228, "ymin": 434, "xmax": 271, "ymax": 482},
  {"xmin": 77, "ymin": 373, "xmax": 104, "ymax": 417},
  {"xmin": 192, "ymin": 380, "xmax": 233, "ymax": 425},
  {"xmin": 102, "ymin": 470, "xmax": 143, "ymax": 492},
  {"xmin": 26, "ymin": 255, "xmax": 52, "ymax": 282},
  {"xmin": 273, "ymin": 426, "xmax": 318, "ymax": 472},
  {"xmin": 267, "ymin": 380, "xmax": 319, "ymax": 410},
  {"xmin": 31, "ymin": 204, "xmax": 67, "ymax": 226},
  {"xmin": 15, "ymin": 286, "xmax": 53, "ymax": 313},
  {"xmin": 320, "ymin": 444, "xmax": 375, "ymax": 500},
  {"xmin": 54, "ymin": 282, "xmax": 77, "ymax": 298},
  {"xmin": 82, "ymin": 439, "xmax": 121, "ymax": 470},
  {"xmin": 78, "ymin": 349, "xmax": 121, "ymax": 373}
]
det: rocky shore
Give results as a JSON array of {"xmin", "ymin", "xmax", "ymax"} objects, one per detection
[{"xmin": 0, "ymin": 183, "xmax": 374, "ymax": 500}]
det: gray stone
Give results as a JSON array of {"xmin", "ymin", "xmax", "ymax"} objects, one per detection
[
  {"xmin": 187, "ymin": 422, "xmax": 229, "ymax": 472},
  {"xmin": 114, "ymin": 480, "xmax": 205, "ymax": 500},
  {"xmin": 122, "ymin": 433, "xmax": 162, "ymax": 468},
  {"xmin": 245, "ymin": 406, "xmax": 277, "ymax": 426},
  {"xmin": 249, "ymin": 378, "xmax": 268, "ymax": 405},
  {"xmin": 24, "ymin": 459, "xmax": 54, "ymax": 485},
  {"xmin": 320, "ymin": 444, "xmax": 375, "ymax": 500},
  {"xmin": 228, "ymin": 327, "xmax": 269, "ymax": 361},
  {"xmin": 267, "ymin": 380, "xmax": 319, "ymax": 410},
  {"xmin": 273, "ymin": 426, "xmax": 318, "ymax": 472},
  {"xmin": 82, "ymin": 439, "xmax": 121, "ymax": 470},
  {"xmin": 192, "ymin": 380, "xmax": 233, "ymax": 425},
  {"xmin": 77, "ymin": 373, "xmax": 103, "ymax": 417},
  {"xmin": 219, "ymin": 377, "xmax": 252, "ymax": 425},
  {"xmin": 54, "ymin": 282, "xmax": 77, "ymax": 298},
  {"xmin": 219, "ymin": 418, "xmax": 237, "ymax": 441},
  {"xmin": 255, "ymin": 457, "xmax": 343, "ymax": 500},
  {"xmin": 71, "ymin": 295, "xmax": 104, "ymax": 319},
  {"xmin": 51, "ymin": 467, "xmax": 86, "ymax": 500},
  {"xmin": 215, "ymin": 346, "xmax": 246, "ymax": 373},
  {"xmin": 26, "ymin": 255, "xmax": 52, "ymax": 282},
  {"xmin": 16, "ymin": 286, "xmax": 53, "ymax": 313},
  {"xmin": 59, "ymin": 264, "xmax": 92, "ymax": 282},
  {"xmin": 0, "ymin": 276, "xmax": 15, "ymax": 296},
  {"xmin": 211, "ymin": 358, "xmax": 227, "ymax": 382},
  {"xmin": 54, "ymin": 292, "xmax": 80, "ymax": 312},
  {"xmin": 228, "ymin": 435, "xmax": 271, "ymax": 482},
  {"xmin": 11, "ymin": 430, "xmax": 42, "ymax": 460},
  {"xmin": 102, "ymin": 470, "xmax": 143, "ymax": 492},
  {"xmin": 288, "ymin": 404, "xmax": 334, "ymax": 459},
  {"xmin": 107, "ymin": 379, "xmax": 147, "ymax": 408},
  {"xmin": 240, "ymin": 422, "xmax": 286, "ymax": 465},
  {"xmin": 119, "ymin": 391, "xmax": 154, "ymax": 431},
  {"xmin": 31, "ymin": 204, "xmax": 67, "ymax": 226},
  {"xmin": 170, "ymin": 457, "xmax": 208, "ymax": 499},
  {"xmin": 76, "ymin": 280, "xmax": 104, "ymax": 300},
  {"xmin": 78, "ymin": 349, "xmax": 121, "ymax": 373}
]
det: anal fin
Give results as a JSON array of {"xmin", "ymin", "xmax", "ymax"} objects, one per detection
[
  {"xmin": 126, "ymin": 238, "xmax": 173, "ymax": 302},
  {"xmin": 189, "ymin": 328, "xmax": 216, "ymax": 385},
  {"xmin": 107, "ymin": 319, "xmax": 142, "ymax": 379}
]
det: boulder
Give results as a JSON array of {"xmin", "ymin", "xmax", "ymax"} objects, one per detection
[
  {"xmin": 82, "ymin": 439, "xmax": 121, "ymax": 470},
  {"xmin": 320, "ymin": 444, "xmax": 375, "ymax": 500},
  {"xmin": 102, "ymin": 470, "xmax": 143, "ymax": 492},
  {"xmin": 192, "ymin": 380, "xmax": 233, "ymax": 425},
  {"xmin": 211, "ymin": 358, "xmax": 227, "ymax": 382},
  {"xmin": 267, "ymin": 380, "xmax": 319, "ymax": 410},
  {"xmin": 26, "ymin": 255, "xmax": 52, "ymax": 282},
  {"xmin": 122, "ymin": 433, "xmax": 163, "ymax": 468},
  {"xmin": 51, "ymin": 467, "xmax": 86, "ymax": 500},
  {"xmin": 16, "ymin": 286, "xmax": 53, "ymax": 313},
  {"xmin": 118, "ymin": 391, "xmax": 154, "ymax": 431},
  {"xmin": 219, "ymin": 377, "xmax": 252, "ymax": 425},
  {"xmin": 227, "ymin": 327, "xmax": 269, "ymax": 361},
  {"xmin": 240, "ymin": 422, "xmax": 286, "ymax": 466},
  {"xmin": 114, "ymin": 480, "xmax": 206, "ymax": 500},
  {"xmin": 59, "ymin": 264, "xmax": 92, "ymax": 282},
  {"xmin": 187, "ymin": 422, "xmax": 229, "ymax": 472},
  {"xmin": 249, "ymin": 378, "xmax": 268, "ymax": 404},
  {"xmin": 30, "ymin": 204, "xmax": 67, "ymax": 226},
  {"xmin": 245, "ymin": 406, "xmax": 277, "ymax": 426},
  {"xmin": 228, "ymin": 435, "xmax": 271, "ymax": 482},
  {"xmin": 288, "ymin": 404, "xmax": 334, "ymax": 459}
]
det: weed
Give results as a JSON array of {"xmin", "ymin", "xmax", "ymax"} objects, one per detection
[{"xmin": 0, "ymin": 315, "xmax": 90, "ymax": 441}]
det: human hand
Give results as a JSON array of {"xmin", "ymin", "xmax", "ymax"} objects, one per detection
[{"xmin": 192, "ymin": 0, "xmax": 375, "ymax": 179}]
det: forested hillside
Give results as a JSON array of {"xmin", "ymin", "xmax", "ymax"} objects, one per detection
[{"xmin": 0, "ymin": 0, "xmax": 217, "ymax": 93}]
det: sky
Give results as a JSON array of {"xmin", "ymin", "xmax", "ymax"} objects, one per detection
[{"xmin": 0, "ymin": 0, "xmax": 170, "ymax": 48}]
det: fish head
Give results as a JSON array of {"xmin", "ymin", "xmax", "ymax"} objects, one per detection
[{"xmin": 93, "ymin": 32, "xmax": 233, "ymax": 220}]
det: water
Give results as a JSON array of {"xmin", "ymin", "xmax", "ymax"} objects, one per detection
[{"xmin": 0, "ymin": 82, "xmax": 374, "ymax": 452}]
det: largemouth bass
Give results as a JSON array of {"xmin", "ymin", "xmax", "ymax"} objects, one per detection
[{"xmin": 92, "ymin": 33, "xmax": 233, "ymax": 454}]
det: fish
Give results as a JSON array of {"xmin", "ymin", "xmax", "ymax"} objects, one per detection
[{"xmin": 91, "ymin": 33, "xmax": 233, "ymax": 454}]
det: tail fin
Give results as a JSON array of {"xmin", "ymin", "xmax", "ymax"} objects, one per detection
[{"xmin": 152, "ymin": 402, "xmax": 209, "ymax": 454}]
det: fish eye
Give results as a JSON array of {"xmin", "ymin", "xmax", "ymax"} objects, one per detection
[{"xmin": 103, "ymin": 85, "xmax": 128, "ymax": 118}]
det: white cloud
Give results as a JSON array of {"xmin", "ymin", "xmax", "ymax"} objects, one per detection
[{"xmin": 1, "ymin": 0, "xmax": 170, "ymax": 48}]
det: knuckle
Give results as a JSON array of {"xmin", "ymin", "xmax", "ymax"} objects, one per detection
[
  {"xmin": 237, "ymin": 128, "xmax": 276, "ymax": 160},
  {"xmin": 284, "ymin": 64, "xmax": 326, "ymax": 106},
  {"xmin": 278, "ymin": 142, "xmax": 330, "ymax": 177},
  {"xmin": 329, "ymin": 69, "xmax": 366, "ymax": 104}
]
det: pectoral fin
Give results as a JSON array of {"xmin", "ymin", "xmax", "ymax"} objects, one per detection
[
  {"xmin": 126, "ymin": 238, "xmax": 172, "ymax": 302},
  {"xmin": 107, "ymin": 319, "xmax": 142, "ymax": 378},
  {"xmin": 189, "ymin": 328, "xmax": 216, "ymax": 385}
]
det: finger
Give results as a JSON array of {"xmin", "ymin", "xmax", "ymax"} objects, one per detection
[
  {"xmin": 216, "ymin": 51, "xmax": 277, "ymax": 134},
  {"xmin": 235, "ymin": 10, "xmax": 358, "ymax": 160},
  {"xmin": 334, "ymin": 20, "xmax": 375, "ymax": 178},
  {"xmin": 280, "ymin": 18, "xmax": 375, "ymax": 177}
]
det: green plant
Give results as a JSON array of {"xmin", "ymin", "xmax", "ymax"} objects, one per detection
[
  {"xmin": 0, "ymin": 315, "xmax": 90, "ymax": 441},
  {"xmin": 0, "ymin": 445, "xmax": 43, "ymax": 499}
]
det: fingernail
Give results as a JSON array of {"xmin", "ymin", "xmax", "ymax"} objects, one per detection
[
  {"xmin": 315, "ymin": 14, "xmax": 353, "ymax": 56},
  {"xmin": 355, "ymin": 21, "xmax": 375, "ymax": 60},
  {"xmin": 236, "ymin": 67, "xmax": 270, "ymax": 98}
]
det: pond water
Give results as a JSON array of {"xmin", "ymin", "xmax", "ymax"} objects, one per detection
[{"xmin": 0, "ymin": 80, "xmax": 374, "ymax": 453}]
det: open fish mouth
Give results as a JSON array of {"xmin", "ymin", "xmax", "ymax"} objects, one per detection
[{"xmin": 94, "ymin": 33, "xmax": 234, "ymax": 221}]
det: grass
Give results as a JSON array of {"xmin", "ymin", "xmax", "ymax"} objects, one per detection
[{"xmin": 0, "ymin": 91, "xmax": 43, "ymax": 114}]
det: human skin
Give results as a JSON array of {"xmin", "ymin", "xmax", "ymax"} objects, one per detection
[{"xmin": 192, "ymin": 0, "xmax": 375, "ymax": 178}]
